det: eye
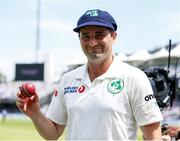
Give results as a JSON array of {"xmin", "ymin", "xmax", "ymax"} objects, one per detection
[
  {"xmin": 95, "ymin": 33, "xmax": 105, "ymax": 40},
  {"xmin": 81, "ymin": 35, "xmax": 90, "ymax": 41}
]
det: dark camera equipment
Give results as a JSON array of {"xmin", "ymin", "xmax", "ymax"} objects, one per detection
[
  {"xmin": 142, "ymin": 39, "xmax": 177, "ymax": 110},
  {"xmin": 142, "ymin": 67, "xmax": 176, "ymax": 110},
  {"xmin": 141, "ymin": 39, "xmax": 178, "ymax": 135}
]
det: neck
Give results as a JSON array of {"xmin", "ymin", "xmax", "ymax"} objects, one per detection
[{"xmin": 88, "ymin": 55, "xmax": 114, "ymax": 82}]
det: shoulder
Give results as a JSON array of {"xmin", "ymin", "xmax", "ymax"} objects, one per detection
[
  {"xmin": 114, "ymin": 60, "xmax": 147, "ymax": 78},
  {"xmin": 56, "ymin": 64, "xmax": 86, "ymax": 90},
  {"xmin": 61, "ymin": 64, "xmax": 86, "ymax": 80},
  {"xmin": 112, "ymin": 61, "xmax": 151, "ymax": 89}
]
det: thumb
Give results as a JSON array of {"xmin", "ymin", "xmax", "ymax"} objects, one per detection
[{"xmin": 30, "ymin": 92, "xmax": 39, "ymax": 102}]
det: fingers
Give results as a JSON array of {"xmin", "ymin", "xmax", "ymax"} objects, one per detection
[
  {"xmin": 16, "ymin": 97, "xmax": 28, "ymax": 112},
  {"xmin": 17, "ymin": 91, "xmax": 38, "ymax": 101},
  {"xmin": 17, "ymin": 92, "xmax": 25, "ymax": 99},
  {"xmin": 24, "ymin": 103, "xmax": 27, "ymax": 111},
  {"xmin": 16, "ymin": 91, "xmax": 39, "ymax": 111},
  {"xmin": 33, "ymin": 92, "xmax": 39, "ymax": 101},
  {"xmin": 16, "ymin": 92, "xmax": 29, "ymax": 111}
]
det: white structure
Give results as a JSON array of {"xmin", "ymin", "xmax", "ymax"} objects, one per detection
[
  {"xmin": 150, "ymin": 48, "xmax": 169, "ymax": 60},
  {"xmin": 126, "ymin": 49, "xmax": 151, "ymax": 62},
  {"xmin": 124, "ymin": 49, "xmax": 151, "ymax": 66},
  {"xmin": 171, "ymin": 44, "xmax": 180, "ymax": 58},
  {"xmin": 116, "ymin": 52, "xmax": 127, "ymax": 61}
]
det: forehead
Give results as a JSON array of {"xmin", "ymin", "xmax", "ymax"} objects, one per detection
[{"xmin": 79, "ymin": 26, "xmax": 109, "ymax": 33}]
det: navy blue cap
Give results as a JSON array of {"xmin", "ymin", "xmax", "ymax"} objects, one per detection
[{"xmin": 73, "ymin": 9, "xmax": 117, "ymax": 32}]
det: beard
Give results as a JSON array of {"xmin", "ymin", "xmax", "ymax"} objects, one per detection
[
  {"xmin": 85, "ymin": 52, "xmax": 108, "ymax": 65},
  {"xmin": 81, "ymin": 44, "xmax": 111, "ymax": 65}
]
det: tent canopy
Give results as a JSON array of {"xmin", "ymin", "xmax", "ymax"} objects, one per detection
[
  {"xmin": 171, "ymin": 44, "xmax": 180, "ymax": 58},
  {"xmin": 126, "ymin": 49, "xmax": 151, "ymax": 61}
]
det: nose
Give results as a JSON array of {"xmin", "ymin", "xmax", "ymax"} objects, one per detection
[{"xmin": 88, "ymin": 38, "xmax": 98, "ymax": 47}]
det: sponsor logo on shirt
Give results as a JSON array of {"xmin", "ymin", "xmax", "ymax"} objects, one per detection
[
  {"xmin": 64, "ymin": 85, "xmax": 86, "ymax": 95},
  {"xmin": 64, "ymin": 86, "xmax": 78, "ymax": 95},
  {"xmin": 78, "ymin": 85, "xmax": 85, "ymax": 93},
  {"xmin": 107, "ymin": 78, "xmax": 124, "ymax": 94},
  {"xmin": 144, "ymin": 94, "xmax": 155, "ymax": 101},
  {"xmin": 54, "ymin": 89, "xmax": 58, "ymax": 97}
]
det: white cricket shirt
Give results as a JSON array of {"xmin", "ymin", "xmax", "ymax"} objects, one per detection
[{"xmin": 46, "ymin": 57, "xmax": 163, "ymax": 140}]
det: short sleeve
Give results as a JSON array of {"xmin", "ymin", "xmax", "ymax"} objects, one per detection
[
  {"xmin": 129, "ymin": 70, "xmax": 163, "ymax": 126},
  {"xmin": 46, "ymin": 78, "xmax": 67, "ymax": 125}
]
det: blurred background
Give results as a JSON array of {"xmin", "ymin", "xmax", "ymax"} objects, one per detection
[{"xmin": 0, "ymin": 0, "xmax": 179, "ymax": 140}]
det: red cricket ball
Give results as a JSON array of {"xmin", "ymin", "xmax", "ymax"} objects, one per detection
[{"xmin": 19, "ymin": 83, "xmax": 36, "ymax": 97}]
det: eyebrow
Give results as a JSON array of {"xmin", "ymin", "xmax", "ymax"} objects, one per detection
[
  {"xmin": 81, "ymin": 30, "xmax": 107, "ymax": 35},
  {"xmin": 81, "ymin": 32, "xmax": 89, "ymax": 36}
]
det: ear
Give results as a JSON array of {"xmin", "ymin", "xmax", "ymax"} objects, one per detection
[{"xmin": 111, "ymin": 31, "xmax": 117, "ymax": 40}]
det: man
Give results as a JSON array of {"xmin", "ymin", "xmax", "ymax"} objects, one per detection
[
  {"xmin": 1, "ymin": 109, "xmax": 7, "ymax": 123},
  {"xmin": 16, "ymin": 9, "xmax": 163, "ymax": 140},
  {"xmin": 167, "ymin": 126, "xmax": 180, "ymax": 140},
  {"xmin": 164, "ymin": 125, "xmax": 180, "ymax": 140}
]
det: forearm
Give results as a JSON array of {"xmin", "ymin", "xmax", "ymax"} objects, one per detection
[
  {"xmin": 31, "ymin": 111, "xmax": 64, "ymax": 140},
  {"xmin": 16, "ymin": 91, "xmax": 65, "ymax": 139},
  {"xmin": 141, "ymin": 122, "xmax": 162, "ymax": 140}
]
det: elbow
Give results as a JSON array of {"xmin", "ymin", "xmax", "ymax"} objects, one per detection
[{"xmin": 42, "ymin": 135, "xmax": 60, "ymax": 141}]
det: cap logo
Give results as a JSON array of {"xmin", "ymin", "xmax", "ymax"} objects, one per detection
[
  {"xmin": 86, "ymin": 10, "xmax": 98, "ymax": 17},
  {"xmin": 107, "ymin": 79, "xmax": 124, "ymax": 94}
]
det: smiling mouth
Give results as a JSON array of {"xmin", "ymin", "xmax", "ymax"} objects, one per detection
[{"xmin": 88, "ymin": 47, "xmax": 102, "ymax": 53}]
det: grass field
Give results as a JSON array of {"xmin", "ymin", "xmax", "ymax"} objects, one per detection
[
  {"xmin": 0, "ymin": 116, "xmax": 142, "ymax": 140},
  {"xmin": 0, "ymin": 117, "xmax": 43, "ymax": 140},
  {"xmin": 0, "ymin": 117, "xmax": 65, "ymax": 140}
]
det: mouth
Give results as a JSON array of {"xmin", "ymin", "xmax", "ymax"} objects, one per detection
[{"xmin": 88, "ymin": 47, "xmax": 103, "ymax": 54}]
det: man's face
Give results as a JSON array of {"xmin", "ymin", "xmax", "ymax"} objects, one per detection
[{"xmin": 79, "ymin": 26, "xmax": 117, "ymax": 64}]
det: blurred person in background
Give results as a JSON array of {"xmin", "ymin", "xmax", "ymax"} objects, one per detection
[
  {"xmin": 162, "ymin": 125, "xmax": 180, "ymax": 140},
  {"xmin": 167, "ymin": 125, "xmax": 180, "ymax": 140},
  {"xmin": 16, "ymin": 9, "xmax": 163, "ymax": 140},
  {"xmin": 1, "ymin": 109, "xmax": 7, "ymax": 123}
]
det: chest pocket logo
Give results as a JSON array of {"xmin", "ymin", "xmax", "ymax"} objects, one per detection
[{"xmin": 107, "ymin": 78, "xmax": 124, "ymax": 94}]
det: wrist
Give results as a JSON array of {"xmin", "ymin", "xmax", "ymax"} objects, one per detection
[{"xmin": 30, "ymin": 110, "xmax": 43, "ymax": 121}]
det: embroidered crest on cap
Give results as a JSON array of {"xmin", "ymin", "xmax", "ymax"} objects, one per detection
[
  {"xmin": 107, "ymin": 78, "xmax": 124, "ymax": 94},
  {"xmin": 86, "ymin": 10, "xmax": 99, "ymax": 17}
]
